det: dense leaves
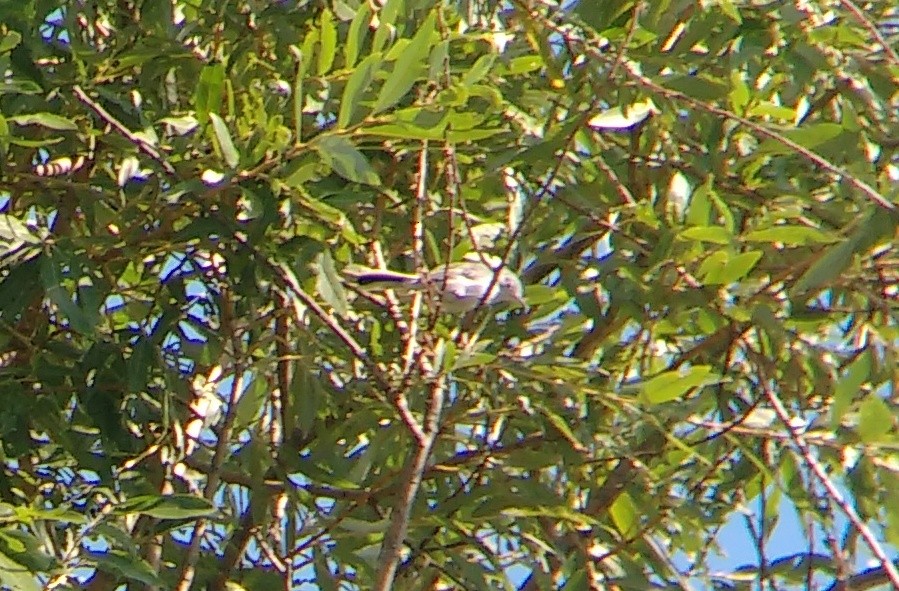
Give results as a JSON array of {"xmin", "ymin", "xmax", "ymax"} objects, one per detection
[{"xmin": 0, "ymin": 1, "xmax": 897, "ymax": 590}]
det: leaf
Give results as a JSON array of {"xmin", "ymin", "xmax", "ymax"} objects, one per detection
[
  {"xmin": 361, "ymin": 120, "xmax": 447, "ymax": 140},
  {"xmin": 91, "ymin": 549, "xmax": 164, "ymax": 586},
  {"xmin": 831, "ymin": 351, "xmax": 871, "ymax": 427},
  {"xmin": 373, "ymin": 12, "xmax": 436, "ymax": 113},
  {"xmin": 0, "ymin": 215, "xmax": 41, "ymax": 246},
  {"xmin": 40, "ymin": 254, "xmax": 96, "ymax": 335},
  {"xmin": 758, "ymin": 123, "xmax": 844, "ymax": 154},
  {"xmin": 344, "ymin": 3, "xmax": 371, "ymax": 69},
  {"xmin": 461, "ymin": 54, "xmax": 496, "ymax": 87},
  {"xmin": 0, "ymin": 80, "xmax": 43, "ymax": 95},
  {"xmin": 7, "ymin": 112, "xmax": 77, "ymax": 131},
  {"xmin": 665, "ymin": 75, "xmax": 729, "ymax": 100},
  {"xmin": 743, "ymin": 226, "xmax": 836, "ymax": 246},
  {"xmin": 208, "ymin": 112, "xmax": 240, "ymax": 169},
  {"xmin": 338, "ymin": 53, "xmax": 382, "ymax": 129},
  {"xmin": 233, "ymin": 375, "xmax": 269, "ymax": 431},
  {"xmin": 587, "ymin": 99, "xmax": 659, "ymax": 130},
  {"xmin": 0, "ymin": 549, "xmax": 38, "ymax": 591},
  {"xmin": 609, "ymin": 491, "xmax": 639, "ymax": 537},
  {"xmin": 317, "ymin": 9, "xmax": 337, "ymax": 76},
  {"xmin": 791, "ymin": 237, "xmax": 859, "ymax": 296},
  {"xmin": 315, "ymin": 250, "xmax": 349, "ymax": 318},
  {"xmin": 641, "ymin": 365, "xmax": 720, "ymax": 404},
  {"xmin": 539, "ymin": 406, "xmax": 588, "ymax": 453},
  {"xmin": 313, "ymin": 135, "xmax": 380, "ymax": 185},
  {"xmin": 700, "ymin": 250, "xmax": 763, "ymax": 285},
  {"xmin": 114, "ymin": 494, "xmax": 216, "ymax": 519},
  {"xmin": 0, "ymin": 31, "xmax": 22, "ymax": 54},
  {"xmin": 194, "ymin": 63, "xmax": 225, "ymax": 125},
  {"xmin": 503, "ymin": 55, "xmax": 543, "ymax": 75},
  {"xmin": 729, "ymin": 71, "xmax": 750, "ymax": 113},
  {"xmin": 857, "ymin": 395, "xmax": 892, "ymax": 443},
  {"xmin": 680, "ymin": 226, "xmax": 732, "ymax": 244}
]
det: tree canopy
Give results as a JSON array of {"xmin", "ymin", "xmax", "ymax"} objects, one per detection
[{"xmin": 0, "ymin": 1, "xmax": 898, "ymax": 589}]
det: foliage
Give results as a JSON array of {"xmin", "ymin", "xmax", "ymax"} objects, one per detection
[{"xmin": 0, "ymin": 0, "xmax": 898, "ymax": 589}]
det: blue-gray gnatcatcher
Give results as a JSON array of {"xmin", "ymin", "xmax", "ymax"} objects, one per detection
[{"xmin": 346, "ymin": 260, "xmax": 525, "ymax": 313}]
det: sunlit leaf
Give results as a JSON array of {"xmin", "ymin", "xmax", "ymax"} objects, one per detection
[
  {"xmin": 642, "ymin": 365, "xmax": 720, "ymax": 404},
  {"xmin": 373, "ymin": 12, "xmax": 436, "ymax": 113},
  {"xmin": 209, "ymin": 112, "xmax": 240, "ymax": 169},
  {"xmin": 7, "ymin": 112, "xmax": 77, "ymax": 130},
  {"xmin": 313, "ymin": 135, "xmax": 380, "ymax": 185},
  {"xmin": 315, "ymin": 250, "xmax": 350, "ymax": 318},
  {"xmin": 587, "ymin": 99, "xmax": 659, "ymax": 130}
]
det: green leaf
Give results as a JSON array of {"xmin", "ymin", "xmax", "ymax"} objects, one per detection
[
  {"xmin": 0, "ymin": 80, "xmax": 43, "ymax": 96},
  {"xmin": 503, "ymin": 55, "xmax": 543, "ymax": 75},
  {"xmin": 338, "ymin": 53, "xmax": 381, "ymax": 129},
  {"xmin": 0, "ymin": 31, "xmax": 22, "ymax": 54},
  {"xmin": 315, "ymin": 250, "xmax": 349, "ymax": 318},
  {"xmin": 91, "ymin": 549, "xmax": 164, "ymax": 586},
  {"xmin": 0, "ymin": 530, "xmax": 54, "ymax": 572},
  {"xmin": 539, "ymin": 406, "xmax": 587, "ymax": 453},
  {"xmin": 194, "ymin": 63, "xmax": 225, "ymax": 125},
  {"xmin": 729, "ymin": 71, "xmax": 750, "ymax": 113},
  {"xmin": 857, "ymin": 395, "xmax": 892, "ymax": 443},
  {"xmin": 461, "ymin": 54, "xmax": 496, "ymax": 87},
  {"xmin": 759, "ymin": 123, "xmax": 844, "ymax": 153},
  {"xmin": 791, "ymin": 237, "xmax": 859, "ymax": 296},
  {"xmin": 7, "ymin": 112, "xmax": 77, "ymax": 131},
  {"xmin": 641, "ymin": 365, "xmax": 720, "ymax": 404},
  {"xmin": 0, "ymin": 215, "xmax": 41, "ymax": 246},
  {"xmin": 344, "ymin": 3, "xmax": 371, "ymax": 69},
  {"xmin": 700, "ymin": 250, "xmax": 762, "ymax": 285},
  {"xmin": 40, "ymin": 253, "xmax": 96, "ymax": 335},
  {"xmin": 831, "ymin": 351, "xmax": 871, "ymax": 427},
  {"xmin": 743, "ymin": 226, "xmax": 836, "ymax": 246},
  {"xmin": 680, "ymin": 226, "xmax": 733, "ymax": 244},
  {"xmin": 317, "ymin": 9, "xmax": 337, "ymax": 76},
  {"xmin": 0, "ymin": 549, "xmax": 38, "ymax": 591},
  {"xmin": 114, "ymin": 494, "xmax": 216, "ymax": 519},
  {"xmin": 373, "ymin": 12, "xmax": 436, "ymax": 113},
  {"xmin": 234, "ymin": 376, "xmax": 269, "ymax": 432},
  {"xmin": 664, "ymin": 75, "xmax": 728, "ymax": 100},
  {"xmin": 609, "ymin": 491, "xmax": 639, "ymax": 537},
  {"xmin": 313, "ymin": 135, "xmax": 380, "ymax": 185},
  {"xmin": 208, "ymin": 112, "xmax": 240, "ymax": 169}
]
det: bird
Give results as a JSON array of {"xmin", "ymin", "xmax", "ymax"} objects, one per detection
[{"xmin": 345, "ymin": 260, "xmax": 526, "ymax": 313}]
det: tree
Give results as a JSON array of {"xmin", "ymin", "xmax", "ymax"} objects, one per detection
[{"xmin": 0, "ymin": 0, "xmax": 897, "ymax": 589}]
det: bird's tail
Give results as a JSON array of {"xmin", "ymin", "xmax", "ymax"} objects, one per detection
[{"xmin": 343, "ymin": 266, "xmax": 420, "ymax": 291}]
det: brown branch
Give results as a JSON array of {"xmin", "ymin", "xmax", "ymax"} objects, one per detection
[{"xmin": 373, "ymin": 376, "xmax": 447, "ymax": 590}]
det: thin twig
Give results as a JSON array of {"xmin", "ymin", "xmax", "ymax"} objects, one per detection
[
  {"xmin": 753, "ymin": 351, "xmax": 899, "ymax": 589},
  {"xmin": 622, "ymin": 68, "xmax": 895, "ymax": 211},
  {"xmin": 72, "ymin": 85, "xmax": 177, "ymax": 176},
  {"xmin": 839, "ymin": 0, "xmax": 899, "ymax": 68}
]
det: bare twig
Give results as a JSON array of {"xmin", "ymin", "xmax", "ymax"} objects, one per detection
[
  {"xmin": 752, "ymin": 349, "xmax": 899, "ymax": 589},
  {"xmin": 374, "ymin": 376, "xmax": 447, "ymax": 590},
  {"xmin": 72, "ymin": 85, "xmax": 177, "ymax": 176}
]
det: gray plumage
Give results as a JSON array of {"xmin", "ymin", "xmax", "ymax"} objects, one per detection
[{"xmin": 347, "ymin": 261, "xmax": 525, "ymax": 313}]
